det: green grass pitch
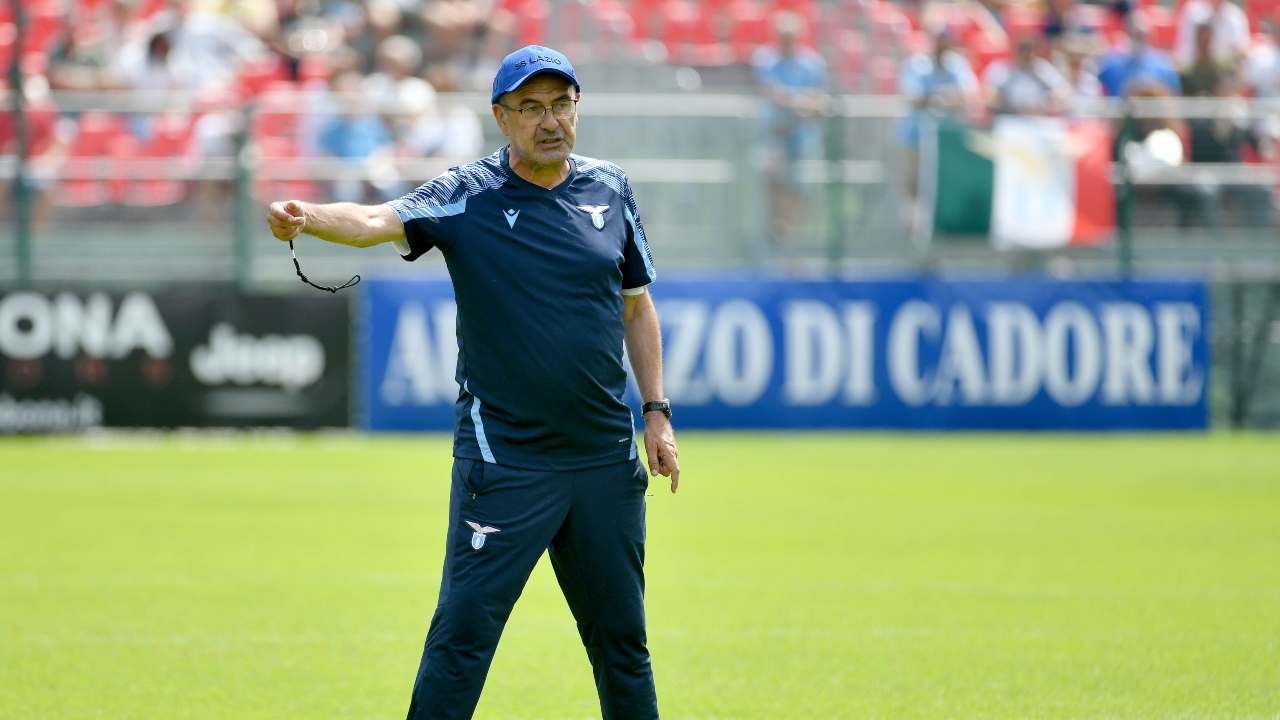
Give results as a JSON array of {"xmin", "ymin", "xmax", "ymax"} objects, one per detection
[{"xmin": 2, "ymin": 433, "xmax": 1278, "ymax": 719}]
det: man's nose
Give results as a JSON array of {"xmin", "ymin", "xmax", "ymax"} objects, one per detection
[{"xmin": 538, "ymin": 109, "xmax": 560, "ymax": 132}]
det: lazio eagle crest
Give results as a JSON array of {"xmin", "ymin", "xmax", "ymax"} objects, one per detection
[
  {"xmin": 577, "ymin": 204, "xmax": 608, "ymax": 230},
  {"xmin": 465, "ymin": 520, "xmax": 501, "ymax": 550}
]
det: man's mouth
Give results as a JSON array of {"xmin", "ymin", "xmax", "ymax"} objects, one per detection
[{"xmin": 538, "ymin": 137, "xmax": 563, "ymax": 149}]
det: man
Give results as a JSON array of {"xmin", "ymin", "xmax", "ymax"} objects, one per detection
[
  {"xmin": 896, "ymin": 26, "xmax": 980, "ymax": 207},
  {"xmin": 1096, "ymin": 9, "xmax": 1181, "ymax": 98},
  {"xmin": 1173, "ymin": 0, "xmax": 1249, "ymax": 69},
  {"xmin": 985, "ymin": 35, "xmax": 1072, "ymax": 116},
  {"xmin": 752, "ymin": 11, "xmax": 828, "ymax": 246},
  {"xmin": 266, "ymin": 44, "xmax": 680, "ymax": 720}
]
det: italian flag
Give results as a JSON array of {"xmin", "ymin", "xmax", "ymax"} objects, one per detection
[{"xmin": 921, "ymin": 116, "xmax": 1115, "ymax": 248}]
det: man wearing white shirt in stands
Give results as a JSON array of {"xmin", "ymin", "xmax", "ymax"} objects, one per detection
[{"xmin": 1174, "ymin": 0, "xmax": 1250, "ymax": 68}]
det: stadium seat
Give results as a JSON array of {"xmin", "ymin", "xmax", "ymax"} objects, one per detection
[
  {"xmin": 868, "ymin": 54, "xmax": 899, "ymax": 95},
  {"xmin": 1145, "ymin": 5, "xmax": 1177, "ymax": 49},
  {"xmin": 768, "ymin": 0, "xmax": 818, "ymax": 35},
  {"xmin": 727, "ymin": 0, "xmax": 771, "ymax": 61},
  {"xmin": 593, "ymin": 0, "xmax": 637, "ymax": 47},
  {"xmin": 512, "ymin": 0, "xmax": 550, "ymax": 47},
  {"xmin": 253, "ymin": 136, "xmax": 317, "ymax": 204},
  {"xmin": 0, "ymin": 23, "xmax": 14, "ymax": 74},
  {"xmin": 53, "ymin": 112, "xmax": 128, "ymax": 208},
  {"xmin": 868, "ymin": 1, "xmax": 912, "ymax": 45},
  {"xmin": 121, "ymin": 114, "xmax": 195, "ymax": 207},
  {"xmin": 237, "ymin": 55, "xmax": 289, "ymax": 100},
  {"xmin": 1003, "ymin": 5, "xmax": 1045, "ymax": 40},
  {"xmin": 252, "ymin": 81, "xmax": 301, "ymax": 141},
  {"xmin": 21, "ymin": 11, "xmax": 63, "ymax": 57},
  {"xmin": 832, "ymin": 30, "xmax": 867, "ymax": 92},
  {"xmin": 660, "ymin": 0, "xmax": 715, "ymax": 61}
]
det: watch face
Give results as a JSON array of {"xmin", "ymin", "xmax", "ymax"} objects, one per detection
[{"xmin": 644, "ymin": 401, "xmax": 671, "ymax": 418}]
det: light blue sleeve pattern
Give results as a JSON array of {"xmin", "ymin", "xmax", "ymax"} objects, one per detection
[{"xmin": 386, "ymin": 150, "xmax": 507, "ymax": 258}]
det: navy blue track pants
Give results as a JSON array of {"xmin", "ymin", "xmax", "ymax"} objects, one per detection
[{"xmin": 405, "ymin": 457, "xmax": 658, "ymax": 720}]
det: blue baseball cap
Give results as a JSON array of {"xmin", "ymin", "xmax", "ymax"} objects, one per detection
[{"xmin": 490, "ymin": 45, "xmax": 581, "ymax": 105}]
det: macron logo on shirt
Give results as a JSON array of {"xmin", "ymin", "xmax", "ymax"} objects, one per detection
[{"xmin": 503, "ymin": 208, "xmax": 520, "ymax": 228}]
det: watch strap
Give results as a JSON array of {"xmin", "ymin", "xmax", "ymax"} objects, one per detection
[{"xmin": 641, "ymin": 399, "xmax": 672, "ymax": 419}]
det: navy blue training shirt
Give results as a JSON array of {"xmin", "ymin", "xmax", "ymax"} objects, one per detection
[{"xmin": 387, "ymin": 147, "xmax": 657, "ymax": 471}]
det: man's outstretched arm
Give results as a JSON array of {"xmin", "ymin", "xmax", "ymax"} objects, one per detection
[
  {"xmin": 266, "ymin": 200, "xmax": 405, "ymax": 248},
  {"xmin": 624, "ymin": 289, "xmax": 680, "ymax": 493}
]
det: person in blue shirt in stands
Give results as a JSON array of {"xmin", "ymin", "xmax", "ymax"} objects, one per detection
[
  {"xmin": 753, "ymin": 11, "xmax": 828, "ymax": 246},
  {"xmin": 266, "ymin": 45, "xmax": 680, "ymax": 720},
  {"xmin": 1097, "ymin": 8, "xmax": 1183, "ymax": 97}
]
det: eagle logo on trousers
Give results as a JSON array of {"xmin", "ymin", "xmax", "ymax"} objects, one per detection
[
  {"xmin": 576, "ymin": 204, "xmax": 608, "ymax": 230},
  {"xmin": 466, "ymin": 520, "xmax": 501, "ymax": 550}
]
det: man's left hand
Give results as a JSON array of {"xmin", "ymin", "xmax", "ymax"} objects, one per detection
[{"xmin": 643, "ymin": 415, "xmax": 680, "ymax": 494}]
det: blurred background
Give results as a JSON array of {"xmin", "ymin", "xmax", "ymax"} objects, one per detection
[{"xmin": 2, "ymin": 0, "xmax": 1279, "ymax": 431}]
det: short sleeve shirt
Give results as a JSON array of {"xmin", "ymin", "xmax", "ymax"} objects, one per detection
[{"xmin": 386, "ymin": 147, "xmax": 656, "ymax": 471}]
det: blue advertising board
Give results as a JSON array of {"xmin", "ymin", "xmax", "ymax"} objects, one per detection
[{"xmin": 359, "ymin": 277, "xmax": 1209, "ymax": 431}]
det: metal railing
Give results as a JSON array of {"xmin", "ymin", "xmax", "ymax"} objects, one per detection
[{"xmin": 4, "ymin": 90, "xmax": 1280, "ymax": 281}]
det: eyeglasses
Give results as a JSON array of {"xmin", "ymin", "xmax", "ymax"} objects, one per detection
[
  {"xmin": 290, "ymin": 239, "xmax": 360, "ymax": 293},
  {"xmin": 498, "ymin": 98, "xmax": 578, "ymax": 123}
]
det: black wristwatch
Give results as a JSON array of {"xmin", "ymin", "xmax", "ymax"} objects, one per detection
[{"xmin": 641, "ymin": 399, "xmax": 672, "ymax": 420}]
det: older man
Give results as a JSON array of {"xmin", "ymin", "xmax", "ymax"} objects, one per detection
[{"xmin": 266, "ymin": 45, "xmax": 679, "ymax": 720}]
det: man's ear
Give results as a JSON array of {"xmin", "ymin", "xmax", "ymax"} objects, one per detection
[{"xmin": 492, "ymin": 104, "xmax": 509, "ymax": 137}]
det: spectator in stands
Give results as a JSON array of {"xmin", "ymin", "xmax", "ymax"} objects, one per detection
[
  {"xmin": 1243, "ymin": 18, "xmax": 1280, "ymax": 159},
  {"xmin": 985, "ymin": 35, "xmax": 1072, "ymax": 115},
  {"xmin": 1043, "ymin": 0, "xmax": 1101, "ymax": 54},
  {"xmin": 405, "ymin": 63, "xmax": 484, "ymax": 161},
  {"xmin": 1245, "ymin": 18, "xmax": 1280, "ymax": 97},
  {"xmin": 1053, "ymin": 32, "xmax": 1104, "ymax": 111},
  {"xmin": 752, "ymin": 11, "xmax": 829, "ymax": 246},
  {"xmin": 318, "ymin": 70, "xmax": 396, "ymax": 203},
  {"xmin": 419, "ymin": 0, "xmax": 494, "ymax": 83},
  {"xmin": 48, "ymin": 23, "xmax": 124, "ymax": 92},
  {"xmin": 1174, "ymin": 0, "xmax": 1249, "ymax": 70},
  {"xmin": 100, "ymin": 0, "xmax": 151, "ymax": 58},
  {"xmin": 1180, "ymin": 20, "xmax": 1236, "ymax": 95},
  {"xmin": 365, "ymin": 35, "xmax": 431, "ymax": 115},
  {"xmin": 121, "ymin": 0, "xmax": 270, "ymax": 92},
  {"xmin": 899, "ymin": 26, "xmax": 980, "ymax": 139},
  {"xmin": 1097, "ymin": 9, "xmax": 1181, "ymax": 97},
  {"xmin": 264, "ymin": 0, "xmax": 359, "ymax": 79},
  {"xmin": 116, "ymin": 26, "xmax": 200, "ymax": 93},
  {"xmin": 896, "ymin": 24, "xmax": 979, "ymax": 231},
  {"xmin": 1178, "ymin": 21, "xmax": 1270, "ymax": 226}
]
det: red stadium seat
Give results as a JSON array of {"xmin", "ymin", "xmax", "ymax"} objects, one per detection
[
  {"xmin": 594, "ymin": 0, "xmax": 636, "ymax": 45},
  {"xmin": 868, "ymin": 55, "xmax": 899, "ymax": 95},
  {"xmin": 21, "ymin": 11, "xmax": 63, "ymax": 57},
  {"xmin": 253, "ymin": 136, "xmax": 317, "ymax": 204},
  {"xmin": 727, "ymin": 0, "xmax": 772, "ymax": 61},
  {"xmin": 54, "ymin": 112, "xmax": 129, "ymax": 208},
  {"xmin": 1145, "ymin": 4, "xmax": 1177, "ymax": 49},
  {"xmin": 237, "ymin": 55, "xmax": 288, "ymax": 100},
  {"xmin": 0, "ymin": 23, "xmax": 14, "ymax": 74},
  {"xmin": 660, "ymin": 0, "xmax": 714, "ymax": 60},
  {"xmin": 512, "ymin": 0, "xmax": 550, "ymax": 46},
  {"xmin": 832, "ymin": 30, "xmax": 867, "ymax": 92},
  {"xmin": 868, "ymin": 1, "xmax": 912, "ymax": 44},
  {"xmin": 121, "ymin": 114, "xmax": 195, "ymax": 207},
  {"xmin": 768, "ymin": 0, "xmax": 818, "ymax": 36},
  {"xmin": 252, "ymin": 81, "xmax": 301, "ymax": 141},
  {"xmin": 1004, "ymin": 5, "xmax": 1045, "ymax": 39}
]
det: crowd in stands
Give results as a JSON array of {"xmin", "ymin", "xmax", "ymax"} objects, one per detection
[
  {"xmin": 1, "ymin": 0, "xmax": 503, "ymax": 215},
  {"xmin": 3, "ymin": 0, "xmax": 1280, "ymax": 225}
]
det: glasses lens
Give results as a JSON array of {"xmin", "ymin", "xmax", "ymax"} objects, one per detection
[{"xmin": 552, "ymin": 100, "xmax": 576, "ymax": 119}]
